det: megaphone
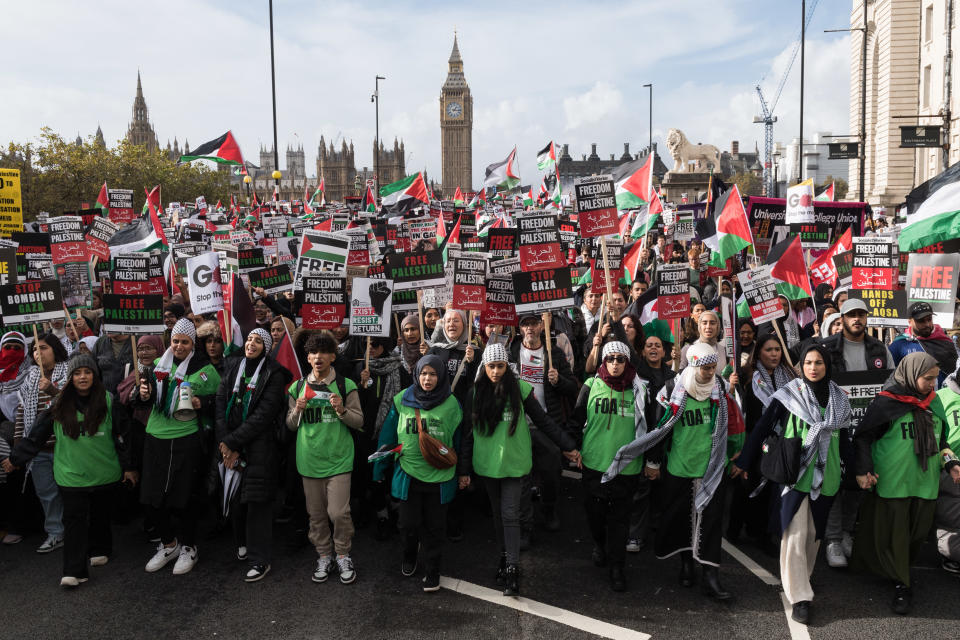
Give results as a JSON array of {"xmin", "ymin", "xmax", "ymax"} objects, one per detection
[{"xmin": 173, "ymin": 382, "xmax": 197, "ymax": 421}]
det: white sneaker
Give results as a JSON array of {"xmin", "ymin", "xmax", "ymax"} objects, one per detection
[
  {"xmin": 145, "ymin": 542, "xmax": 181, "ymax": 572},
  {"xmin": 826, "ymin": 541, "xmax": 848, "ymax": 568},
  {"xmin": 89, "ymin": 555, "xmax": 109, "ymax": 567},
  {"xmin": 37, "ymin": 534, "xmax": 64, "ymax": 554},
  {"xmin": 59, "ymin": 576, "xmax": 88, "ymax": 587},
  {"xmin": 337, "ymin": 555, "xmax": 356, "ymax": 584},
  {"xmin": 312, "ymin": 555, "xmax": 334, "ymax": 583},
  {"xmin": 841, "ymin": 532, "xmax": 854, "ymax": 558},
  {"xmin": 172, "ymin": 545, "xmax": 198, "ymax": 575}
]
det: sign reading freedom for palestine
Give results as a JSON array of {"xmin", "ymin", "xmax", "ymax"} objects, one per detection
[
  {"xmin": 517, "ymin": 214, "xmax": 565, "ymax": 271},
  {"xmin": 102, "ymin": 294, "xmax": 164, "ymax": 334},
  {"xmin": 297, "ymin": 274, "xmax": 346, "ymax": 330},
  {"xmin": 574, "ymin": 175, "xmax": 618, "ymax": 238},
  {"xmin": 656, "ymin": 263, "xmax": 690, "ymax": 320}
]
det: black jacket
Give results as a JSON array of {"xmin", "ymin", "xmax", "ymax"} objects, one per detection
[
  {"xmin": 215, "ymin": 357, "xmax": 292, "ymax": 504},
  {"xmin": 508, "ymin": 335, "xmax": 580, "ymax": 430},
  {"xmin": 817, "ymin": 332, "xmax": 892, "ymax": 374}
]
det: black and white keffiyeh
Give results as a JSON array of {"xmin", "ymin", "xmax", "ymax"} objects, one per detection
[{"xmin": 752, "ymin": 364, "xmax": 796, "ymax": 409}]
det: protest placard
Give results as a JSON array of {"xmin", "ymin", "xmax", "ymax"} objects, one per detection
[
  {"xmin": 0, "ymin": 248, "xmax": 17, "ymax": 286},
  {"xmin": 517, "ymin": 214, "xmax": 564, "ymax": 271},
  {"xmin": 589, "ymin": 235, "xmax": 623, "ymax": 294},
  {"xmin": 849, "ymin": 288, "xmax": 908, "ymax": 328},
  {"xmin": 111, "ymin": 253, "xmax": 150, "ymax": 295},
  {"xmin": 248, "ymin": 264, "xmax": 292, "ymax": 295},
  {"xmin": 484, "ymin": 275, "xmax": 517, "ymax": 326},
  {"xmin": 486, "ymin": 228, "xmax": 517, "ymax": 258},
  {"xmin": 657, "ymin": 263, "xmax": 691, "ymax": 320},
  {"xmin": 785, "ymin": 179, "xmax": 815, "ymax": 225},
  {"xmin": 85, "ymin": 218, "xmax": 119, "ymax": 262},
  {"xmin": 834, "ymin": 370, "xmax": 890, "ymax": 428},
  {"xmin": 852, "ymin": 236, "xmax": 896, "ymax": 290},
  {"xmin": 350, "ymin": 277, "xmax": 393, "ymax": 337},
  {"xmin": 387, "ymin": 249, "xmax": 445, "ymax": 291},
  {"xmin": 512, "ymin": 267, "xmax": 574, "ymax": 315},
  {"xmin": 107, "ymin": 189, "xmax": 135, "ymax": 225},
  {"xmin": 213, "ymin": 242, "xmax": 239, "ymax": 285},
  {"xmin": 57, "ymin": 261, "xmax": 92, "ymax": 309},
  {"xmin": 295, "ymin": 230, "xmax": 349, "ymax": 288},
  {"xmin": 738, "ymin": 265, "xmax": 784, "ymax": 324},
  {"xmin": 25, "ymin": 254, "xmax": 53, "ymax": 281},
  {"xmin": 574, "ymin": 175, "xmax": 618, "ymax": 237},
  {"xmin": 297, "ymin": 274, "xmax": 347, "ymax": 329},
  {"xmin": 238, "ymin": 247, "xmax": 266, "ymax": 273},
  {"xmin": 0, "ymin": 168, "xmax": 24, "ymax": 236},
  {"xmin": 102, "ymin": 294, "xmax": 164, "ymax": 334},
  {"xmin": 453, "ymin": 253, "xmax": 488, "ymax": 311},
  {"xmin": 906, "ymin": 253, "xmax": 960, "ymax": 328},
  {"xmin": 48, "ymin": 216, "xmax": 86, "ymax": 264},
  {"xmin": 185, "ymin": 252, "xmax": 223, "ymax": 315},
  {"xmin": 0, "ymin": 280, "xmax": 64, "ymax": 325}
]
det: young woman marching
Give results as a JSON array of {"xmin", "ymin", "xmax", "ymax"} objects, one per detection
[
  {"xmin": 2, "ymin": 354, "xmax": 137, "ymax": 587},
  {"xmin": 570, "ymin": 341, "xmax": 647, "ymax": 592},
  {"xmin": 373, "ymin": 354, "xmax": 464, "ymax": 593},
  {"xmin": 460, "ymin": 344, "xmax": 580, "ymax": 596},
  {"xmin": 852, "ymin": 352, "xmax": 960, "ymax": 615},
  {"xmin": 602, "ymin": 342, "xmax": 743, "ymax": 600},
  {"xmin": 732, "ymin": 344, "xmax": 852, "ymax": 624},
  {"xmin": 137, "ymin": 318, "xmax": 221, "ymax": 575},
  {"xmin": 215, "ymin": 329, "xmax": 291, "ymax": 582}
]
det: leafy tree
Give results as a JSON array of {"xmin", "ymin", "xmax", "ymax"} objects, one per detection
[
  {"xmin": 730, "ymin": 171, "xmax": 763, "ymax": 197},
  {"xmin": 819, "ymin": 175, "xmax": 849, "ymax": 200},
  {"xmin": 0, "ymin": 128, "xmax": 236, "ymax": 221}
]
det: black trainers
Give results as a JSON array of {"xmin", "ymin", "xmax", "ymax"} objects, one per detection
[
  {"xmin": 942, "ymin": 556, "xmax": 960, "ymax": 575},
  {"xmin": 791, "ymin": 600, "xmax": 810, "ymax": 624},
  {"xmin": 244, "ymin": 564, "xmax": 271, "ymax": 582},
  {"xmin": 401, "ymin": 553, "xmax": 418, "ymax": 577},
  {"xmin": 422, "ymin": 571, "xmax": 440, "ymax": 592},
  {"xmin": 892, "ymin": 583, "xmax": 911, "ymax": 615}
]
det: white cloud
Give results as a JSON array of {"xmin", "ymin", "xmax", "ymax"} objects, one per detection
[{"xmin": 563, "ymin": 82, "xmax": 623, "ymax": 131}]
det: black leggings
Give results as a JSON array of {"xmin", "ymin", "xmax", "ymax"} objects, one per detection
[
  {"xmin": 60, "ymin": 484, "xmax": 115, "ymax": 579},
  {"xmin": 144, "ymin": 501, "xmax": 199, "ymax": 548},
  {"xmin": 398, "ymin": 478, "xmax": 448, "ymax": 574},
  {"xmin": 582, "ymin": 468, "xmax": 638, "ymax": 565}
]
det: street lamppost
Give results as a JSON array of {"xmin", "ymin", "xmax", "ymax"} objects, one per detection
[
  {"xmin": 826, "ymin": 3, "xmax": 868, "ymax": 202},
  {"xmin": 268, "ymin": 0, "xmax": 280, "ymax": 190},
  {"xmin": 272, "ymin": 170, "xmax": 282, "ymax": 204},
  {"xmin": 772, "ymin": 150, "xmax": 781, "ymax": 197},
  {"xmin": 372, "ymin": 75, "xmax": 385, "ymax": 193},
  {"xmin": 243, "ymin": 174, "xmax": 252, "ymax": 205},
  {"xmin": 642, "ymin": 83, "xmax": 653, "ymax": 156}
]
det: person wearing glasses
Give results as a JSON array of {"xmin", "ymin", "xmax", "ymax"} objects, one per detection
[{"xmin": 570, "ymin": 341, "xmax": 647, "ymax": 592}]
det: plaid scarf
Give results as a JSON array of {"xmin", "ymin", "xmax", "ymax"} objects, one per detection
[
  {"xmin": 20, "ymin": 363, "xmax": 68, "ymax": 438},
  {"xmin": 752, "ymin": 364, "xmax": 795, "ymax": 409}
]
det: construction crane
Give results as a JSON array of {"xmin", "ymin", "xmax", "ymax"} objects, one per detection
[{"xmin": 754, "ymin": 0, "xmax": 819, "ymax": 196}]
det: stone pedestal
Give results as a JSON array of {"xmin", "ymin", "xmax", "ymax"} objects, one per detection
[{"xmin": 660, "ymin": 172, "xmax": 712, "ymax": 204}]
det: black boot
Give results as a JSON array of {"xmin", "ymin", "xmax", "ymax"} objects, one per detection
[
  {"xmin": 609, "ymin": 563, "xmax": 627, "ymax": 592},
  {"xmin": 701, "ymin": 565, "xmax": 732, "ymax": 601},
  {"xmin": 503, "ymin": 564, "xmax": 521, "ymax": 596},
  {"xmin": 495, "ymin": 552, "xmax": 507, "ymax": 585},
  {"xmin": 791, "ymin": 600, "xmax": 810, "ymax": 624},
  {"xmin": 592, "ymin": 545, "xmax": 607, "ymax": 567},
  {"xmin": 679, "ymin": 551, "xmax": 695, "ymax": 587},
  {"xmin": 892, "ymin": 583, "xmax": 912, "ymax": 615}
]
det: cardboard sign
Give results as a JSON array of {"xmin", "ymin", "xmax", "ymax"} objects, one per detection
[
  {"xmin": 832, "ymin": 250, "xmax": 853, "ymax": 289},
  {"xmin": 656, "ymin": 263, "xmax": 690, "ymax": 320},
  {"xmin": 574, "ymin": 175, "xmax": 618, "ymax": 237},
  {"xmin": 0, "ymin": 280, "xmax": 64, "ymax": 325},
  {"xmin": 350, "ymin": 277, "xmax": 393, "ymax": 337},
  {"xmin": 852, "ymin": 236, "xmax": 896, "ymax": 290},
  {"xmin": 849, "ymin": 288, "xmax": 908, "ymax": 328},
  {"xmin": 589, "ymin": 235, "xmax": 623, "ymax": 294},
  {"xmin": 407, "ymin": 216, "xmax": 437, "ymax": 248},
  {"xmin": 248, "ymin": 264, "xmax": 292, "ymax": 295},
  {"xmin": 490, "ymin": 256, "xmax": 521, "ymax": 275},
  {"xmin": 453, "ymin": 253, "xmax": 488, "ymax": 311},
  {"xmin": 906, "ymin": 253, "xmax": 960, "ymax": 328},
  {"xmin": 102, "ymin": 294, "xmax": 164, "ymax": 334},
  {"xmin": 517, "ymin": 214, "xmax": 564, "ymax": 271},
  {"xmin": 185, "ymin": 252, "xmax": 223, "ymax": 315},
  {"xmin": 48, "ymin": 216, "xmax": 86, "ymax": 264},
  {"xmin": 12, "ymin": 232, "xmax": 50, "ymax": 281},
  {"xmin": 107, "ymin": 189, "xmax": 135, "ymax": 225},
  {"xmin": 295, "ymin": 230, "xmax": 350, "ymax": 288},
  {"xmin": 111, "ymin": 253, "xmax": 151, "ymax": 295},
  {"xmin": 789, "ymin": 222, "xmax": 830, "ymax": 250},
  {"xmin": 834, "ymin": 369, "xmax": 891, "ymax": 428},
  {"xmin": 512, "ymin": 267, "xmax": 574, "ymax": 315},
  {"xmin": 85, "ymin": 218, "xmax": 119, "ymax": 262},
  {"xmin": 57, "ymin": 261, "xmax": 93, "ymax": 309},
  {"xmin": 0, "ymin": 248, "xmax": 17, "ymax": 286},
  {"xmin": 484, "ymin": 274, "xmax": 517, "ymax": 326},
  {"xmin": 25, "ymin": 254, "xmax": 54, "ymax": 281},
  {"xmin": 674, "ymin": 210, "xmax": 695, "ymax": 241},
  {"xmin": 297, "ymin": 274, "xmax": 347, "ymax": 329},
  {"xmin": 738, "ymin": 265, "xmax": 784, "ymax": 325},
  {"xmin": 0, "ymin": 168, "xmax": 24, "ymax": 236},
  {"xmin": 785, "ymin": 179, "xmax": 815, "ymax": 225},
  {"xmin": 262, "ymin": 216, "xmax": 288, "ymax": 239},
  {"xmin": 238, "ymin": 247, "xmax": 266, "ymax": 274},
  {"xmin": 487, "ymin": 228, "xmax": 517, "ymax": 259},
  {"xmin": 386, "ymin": 249, "xmax": 445, "ymax": 291}
]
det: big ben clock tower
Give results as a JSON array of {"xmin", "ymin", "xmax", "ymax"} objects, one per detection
[{"xmin": 440, "ymin": 33, "xmax": 473, "ymax": 197}]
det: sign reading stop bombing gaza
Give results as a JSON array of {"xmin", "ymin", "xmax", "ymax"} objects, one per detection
[{"xmin": 0, "ymin": 280, "xmax": 65, "ymax": 325}]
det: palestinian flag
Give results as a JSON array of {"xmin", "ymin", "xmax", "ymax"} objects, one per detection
[
  {"xmin": 303, "ymin": 185, "xmax": 315, "ymax": 215},
  {"xmin": 900, "ymin": 180, "xmax": 960, "ymax": 252},
  {"xmin": 634, "ymin": 286, "xmax": 659, "ymax": 325},
  {"xmin": 477, "ymin": 216, "xmax": 504, "ymax": 238},
  {"xmin": 536, "ymin": 141, "xmax": 557, "ymax": 172},
  {"xmin": 698, "ymin": 184, "xmax": 752, "ymax": 267},
  {"xmin": 361, "ymin": 185, "xmax": 377, "ymax": 212},
  {"xmin": 551, "ymin": 168, "xmax": 562, "ymax": 206},
  {"xmin": 95, "ymin": 182, "xmax": 109, "ymax": 213},
  {"xmin": 438, "ymin": 214, "xmax": 462, "ymax": 265},
  {"xmin": 107, "ymin": 203, "xmax": 168, "ymax": 255},
  {"xmin": 522, "ymin": 186, "xmax": 534, "ymax": 208},
  {"xmin": 630, "ymin": 191, "xmax": 663, "ymax": 239},
  {"xmin": 622, "ymin": 240, "xmax": 644, "ymax": 283},
  {"xmin": 233, "ymin": 164, "xmax": 248, "ymax": 176},
  {"xmin": 251, "ymin": 188, "xmax": 260, "ymax": 208},
  {"xmin": 612, "ymin": 154, "xmax": 653, "ymax": 210},
  {"xmin": 272, "ymin": 184, "xmax": 279, "ymax": 203},
  {"xmin": 814, "ymin": 182, "xmax": 835, "ymax": 202},
  {"xmin": 274, "ymin": 316, "xmax": 302, "ymax": 390},
  {"xmin": 484, "ymin": 147, "xmax": 521, "ymax": 191},
  {"xmin": 466, "ymin": 192, "xmax": 480, "ymax": 210},
  {"xmin": 765, "ymin": 235, "xmax": 813, "ymax": 301},
  {"xmin": 141, "ymin": 185, "xmax": 160, "ymax": 215},
  {"xmin": 178, "ymin": 130, "xmax": 244, "ymax": 165},
  {"xmin": 380, "ymin": 172, "xmax": 430, "ymax": 213},
  {"xmin": 218, "ymin": 273, "xmax": 258, "ymax": 355},
  {"xmin": 453, "ymin": 186, "xmax": 465, "ymax": 205},
  {"xmin": 809, "ymin": 227, "xmax": 852, "ymax": 288}
]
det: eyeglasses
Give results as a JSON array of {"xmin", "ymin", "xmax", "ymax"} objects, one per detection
[{"xmin": 604, "ymin": 355, "xmax": 627, "ymax": 364}]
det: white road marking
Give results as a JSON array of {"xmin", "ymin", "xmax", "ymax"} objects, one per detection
[
  {"xmin": 721, "ymin": 538, "xmax": 780, "ymax": 586},
  {"xmin": 440, "ymin": 576, "xmax": 651, "ymax": 640},
  {"xmin": 780, "ymin": 593, "xmax": 812, "ymax": 640}
]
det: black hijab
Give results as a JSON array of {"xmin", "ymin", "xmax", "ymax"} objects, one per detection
[
  {"xmin": 401, "ymin": 354, "xmax": 452, "ymax": 410},
  {"xmin": 799, "ymin": 343, "xmax": 831, "ymax": 408}
]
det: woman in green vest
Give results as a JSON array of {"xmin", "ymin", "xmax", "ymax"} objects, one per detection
[
  {"xmin": 2, "ymin": 354, "xmax": 137, "ymax": 587},
  {"xmin": 731, "ymin": 343, "xmax": 853, "ymax": 625},
  {"xmin": 137, "ymin": 317, "xmax": 221, "ymax": 576},
  {"xmin": 571, "ymin": 341, "xmax": 647, "ymax": 592},
  {"xmin": 853, "ymin": 352, "xmax": 960, "ymax": 615},
  {"xmin": 460, "ymin": 343, "xmax": 580, "ymax": 596},
  {"xmin": 373, "ymin": 354, "xmax": 464, "ymax": 593}
]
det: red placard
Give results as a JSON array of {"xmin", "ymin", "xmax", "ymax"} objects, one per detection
[
  {"xmin": 518, "ymin": 243, "xmax": 565, "ymax": 271},
  {"xmin": 574, "ymin": 175, "xmax": 618, "ymax": 238}
]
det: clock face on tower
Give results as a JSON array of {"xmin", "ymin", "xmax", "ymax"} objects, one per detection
[{"xmin": 446, "ymin": 101, "xmax": 462, "ymax": 119}]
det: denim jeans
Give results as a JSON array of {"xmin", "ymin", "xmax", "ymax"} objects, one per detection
[{"xmin": 31, "ymin": 452, "xmax": 64, "ymax": 538}]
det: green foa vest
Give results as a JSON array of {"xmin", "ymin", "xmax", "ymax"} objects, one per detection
[
  {"xmin": 936, "ymin": 388, "xmax": 960, "ymax": 452},
  {"xmin": 145, "ymin": 360, "xmax": 221, "ymax": 439},
  {"xmin": 582, "ymin": 378, "xmax": 641, "ymax": 475},
  {"xmin": 290, "ymin": 377, "xmax": 358, "ymax": 479},
  {"xmin": 53, "ymin": 394, "xmax": 122, "ymax": 488},
  {"xmin": 393, "ymin": 393, "xmax": 462, "ymax": 484},
  {"xmin": 873, "ymin": 409, "xmax": 943, "ymax": 500},
  {"xmin": 785, "ymin": 410, "xmax": 841, "ymax": 497},
  {"xmin": 472, "ymin": 380, "xmax": 534, "ymax": 478},
  {"xmin": 667, "ymin": 396, "xmax": 714, "ymax": 478}
]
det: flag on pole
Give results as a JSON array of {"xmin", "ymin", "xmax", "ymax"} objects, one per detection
[
  {"xmin": 303, "ymin": 185, "xmax": 315, "ymax": 215},
  {"xmin": 453, "ymin": 186, "xmax": 464, "ymax": 205},
  {"xmin": 95, "ymin": 182, "xmax": 109, "ymax": 213},
  {"xmin": 177, "ymin": 131, "xmax": 244, "ymax": 165},
  {"xmin": 765, "ymin": 235, "xmax": 814, "ymax": 300},
  {"xmin": 379, "ymin": 172, "xmax": 430, "ymax": 213},
  {"xmin": 536, "ymin": 141, "xmax": 557, "ymax": 172},
  {"xmin": 274, "ymin": 319, "xmax": 302, "ymax": 390},
  {"xmin": 361, "ymin": 185, "xmax": 377, "ymax": 212},
  {"xmin": 808, "ymin": 227, "xmax": 852, "ymax": 288},
  {"xmin": 107, "ymin": 206, "xmax": 167, "ymax": 255},
  {"xmin": 144, "ymin": 185, "xmax": 160, "ymax": 215},
  {"xmin": 438, "ymin": 214, "xmax": 462, "ymax": 265},
  {"xmin": 612, "ymin": 154, "xmax": 653, "ymax": 211},
  {"xmin": 622, "ymin": 240, "xmax": 644, "ymax": 284},
  {"xmin": 814, "ymin": 182, "xmax": 835, "ymax": 201},
  {"xmin": 484, "ymin": 147, "xmax": 521, "ymax": 191},
  {"xmin": 698, "ymin": 184, "xmax": 753, "ymax": 267},
  {"xmin": 630, "ymin": 192, "xmax": 663, "ymax": 239},
  {"xmin": 899, "ymin": 180, "xmax": 960, "ymax": 252}
]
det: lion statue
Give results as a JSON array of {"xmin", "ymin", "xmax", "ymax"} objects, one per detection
[{"xmin": 665, "ymin": 128, "xmax": 721, "ymax": 173}]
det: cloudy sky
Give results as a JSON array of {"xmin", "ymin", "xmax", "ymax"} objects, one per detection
[{"xmin": 5, "ymin": 0, "xmax": 853, "ymax": 187}]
